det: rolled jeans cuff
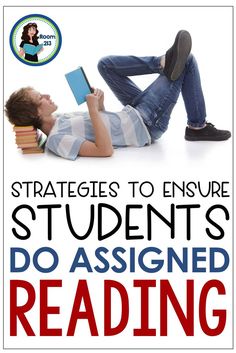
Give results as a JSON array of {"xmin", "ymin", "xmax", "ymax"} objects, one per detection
[{"xmin": 187, "ymin": 120, "xmax": 206, "ymax": 128}]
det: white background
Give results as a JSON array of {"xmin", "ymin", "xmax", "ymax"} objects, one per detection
[{"xmin": 2, "ymin": 2, "xmax": 234, "ymax": 353}]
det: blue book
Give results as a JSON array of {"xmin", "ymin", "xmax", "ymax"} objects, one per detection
[
  {"xmin": 65, "ymin": 67, "xmax": 92, "ymax": 105},
  {"xmin": 23, "ymin": 43, "xmax": 43, "ymax": 56}
]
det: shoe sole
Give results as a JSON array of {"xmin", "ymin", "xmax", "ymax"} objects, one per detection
[
  {"xmin": 170, "ymin": 30, "xmax": 192, "ymax": 80},
  {"xmin": 185, "ymin": 134, "xmax": 231, "ymax": 141}
]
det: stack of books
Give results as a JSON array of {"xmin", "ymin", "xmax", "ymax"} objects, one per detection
[{"xmin": 13, "ymin": 125, "xmax": 46, "ymax": 154}]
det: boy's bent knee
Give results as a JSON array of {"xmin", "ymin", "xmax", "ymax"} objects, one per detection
[{"xmin": 97, "ymin": 56, "xmax": 112, "ymax": 73}]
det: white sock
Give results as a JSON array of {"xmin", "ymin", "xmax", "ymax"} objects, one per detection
[
  {"xmin": 160, "ymin": 55, "xmax": 165, "ymax": 69},
  {"xmin": 188, "ymin": 123, "xmax": 206, "ymax": 130}
]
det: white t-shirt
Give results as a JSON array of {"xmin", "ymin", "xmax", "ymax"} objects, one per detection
[{"xmin": 46, "ymin": 105, "xmax": 151, "ymax": 160}]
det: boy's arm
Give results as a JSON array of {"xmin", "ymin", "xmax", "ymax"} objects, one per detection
[{"xmin": 79, "ymin": 91, "xmax": 113, "ymax": 157}]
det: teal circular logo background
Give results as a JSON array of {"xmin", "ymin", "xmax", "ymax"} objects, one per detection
[{"xmin": 10, "ymin": 14, "xmax": 62, "ymax": 66}]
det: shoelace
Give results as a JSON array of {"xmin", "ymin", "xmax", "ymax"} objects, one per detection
[{"xmin": 205, "ymin": 122, "xmax": 216, "ymax": 130}]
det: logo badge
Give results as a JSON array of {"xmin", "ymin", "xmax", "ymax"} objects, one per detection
[{"xmin": 10, "ymin": 14, "xmax": 62, "ymax": 66}]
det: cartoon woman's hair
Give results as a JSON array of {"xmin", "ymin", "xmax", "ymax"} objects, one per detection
[{"xmin": 21, "ymin": 23, "xmax": 39, "ymax": 42}]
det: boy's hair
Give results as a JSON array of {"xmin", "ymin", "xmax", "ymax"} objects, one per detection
[{"xmin": 5, "ymin": 87, "xmax": 42, "ymax": 129}]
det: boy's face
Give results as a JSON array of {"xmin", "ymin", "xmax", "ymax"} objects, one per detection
[{"xmin": 28, "ymin": 89, "xmax": 58, "ymax": 118}]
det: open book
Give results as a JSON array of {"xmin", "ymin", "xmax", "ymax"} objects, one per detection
[
  {"xmin": 23, "ymin": 43, "xmax": 43, "ymax": 56},
  {"xmin": 65, "ymin": 67, "xmax": 92, "ymax": 105}
]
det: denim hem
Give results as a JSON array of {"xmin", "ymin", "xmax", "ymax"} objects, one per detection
[{"xmin": 187, "ymin": 121, "xmax": 206, "ymax": 128}]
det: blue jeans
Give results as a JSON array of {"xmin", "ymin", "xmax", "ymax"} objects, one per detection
[{"xmin": 97, "ymin": 54, "xmax": 206, "ymax": 140}]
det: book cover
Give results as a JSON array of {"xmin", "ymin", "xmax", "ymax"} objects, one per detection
[
  {"xmin": 16, "ymin": 141, "xmax": 38, "ymax": 148},
  {"xmin": 3, "ymin": 5, "xmax": 234, "ymax": 352},
  {"xmin": 65, "ymin": 66, "xmax": 92, "ymax": 105},
  {"xmin": 15, "ymin": 137, "xmax": 37, "ymax": 143},
  {"xmin": 14, "ymin": 131, "xmax": 37, "ymax": 137},
  {"xmin": 13, "ymin": 125, "xmax": 35, "ymax": 132},
  {"xmin": 22, "ymin": 148, "xmax": 44, "ymax": 154}
]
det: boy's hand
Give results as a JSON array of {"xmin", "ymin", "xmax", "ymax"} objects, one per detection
[
  {"xmin": 86, "ymin": 93, "xmax": 100, "ymax": 113},
  {"xmin": 91, "ymin": 87, "xmax": 105, "ymax": 111}
]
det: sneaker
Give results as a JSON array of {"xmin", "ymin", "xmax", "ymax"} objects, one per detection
[
  {"xmin": 163, "ymin": 30, "xmax": 192, "ymax": 81},
  {"xmin": 185, "ymin": 122, "xmax": 231, "ymax": 141}
]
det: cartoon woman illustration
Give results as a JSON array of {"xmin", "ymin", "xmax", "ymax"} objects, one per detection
[{"xmin": 19, "ymin": 23, "xmax": 43, "ymax": 62}]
